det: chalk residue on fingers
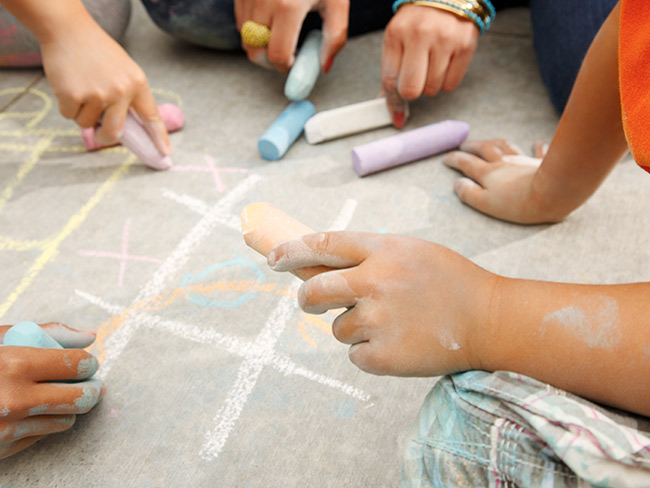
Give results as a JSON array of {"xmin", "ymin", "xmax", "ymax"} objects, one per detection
[
  {"xmin": 241, "ymin": 202, "xmax": 331, "ymax": 280},
  {"xmin": 543, "ymin": 296, "xmax": 621, "ymax": 349}
]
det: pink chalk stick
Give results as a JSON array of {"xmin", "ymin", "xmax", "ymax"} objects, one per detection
[
  {"xmin": 81, "ymin": 103, "xmax": 184, "ymax": 151},
  {"xmin": 351, "ymin": 120, "xmax": 470, "ymax": 177}
]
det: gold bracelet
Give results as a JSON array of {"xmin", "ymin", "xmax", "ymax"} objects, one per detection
[
  {"xmin": 417, "ymin": 0, "xmax": 489, "ymax": 23},
  {"xmin": 404, "ymin": 0, "xmax": 489, "ymax": 32}
]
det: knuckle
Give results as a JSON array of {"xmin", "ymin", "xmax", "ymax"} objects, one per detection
[
  {"xmin": 312, "ymin": 232, "xmax": 331, "ymax": 254},
  {"xmin": 0, "ymin": 352, "xmax": 29, "ymax": 379},
  {"xmin": 275, "ymin": 0, "xmax": 295, "ymax": 14},
  {"xmin": 297, "ymin": 282, "xmax": 318, "ymax": 311},
  {"xmin": 399, "ymin": 84, "xmax": 421, "ymax": 101}
]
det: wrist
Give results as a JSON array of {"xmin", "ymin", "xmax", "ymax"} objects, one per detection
[
  {"xmin": 392, "ymin": 0, "xmax": 495, "ymax": 34},
  {"xmin": 463, "ymin": 271, "xmax": 507, "ymax": 372}
]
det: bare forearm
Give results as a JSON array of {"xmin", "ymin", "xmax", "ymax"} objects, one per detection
[
  {"xmin": 533, "ymin": 2, "xmax": 628, "ymax": 220},
  {"xmin": 0, "ymin": 0, "xmax": 94, "ymax": 42},
  {"xmin": 478, "ymin": 275, "xmax": 650, "ymax": 416}
]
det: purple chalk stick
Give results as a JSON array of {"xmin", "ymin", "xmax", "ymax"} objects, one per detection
[{"xmin": 351, "ymin": 120, "xmax": 469, "ymax": 177}]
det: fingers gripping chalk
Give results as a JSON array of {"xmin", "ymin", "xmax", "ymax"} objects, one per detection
[
  {"xmin": 82, "ymin": 104, "xmax": 184, "ymax": 151},
  {"xmin": 258, "ymin": 101, "xmax": 315, "ymax": 161},
  {"xmin": 4, "ymin": 322, "xmax": 63, "ymax": 349},
  {"xmin": 119, "ymin": 112, "xmax": 173, "ymax": 170},
  {"xmin": 285, "ymin": 30, "xmax": 322, "ymax": 101},
  {"xmin": 241, "ymin": 202, "xmax": 332, "ymax": 280},
  {"xmin": 304, "ymin": 98, "xmax": 393, "ymax": 144},
  {"xmin": 351, "ymin": 120, "xmax": 470, "ymax": 177}
]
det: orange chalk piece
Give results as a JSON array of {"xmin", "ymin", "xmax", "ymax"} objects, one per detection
[{"xmin": 240, "ymin": 202, "xmax": 331, "ymax": 280}]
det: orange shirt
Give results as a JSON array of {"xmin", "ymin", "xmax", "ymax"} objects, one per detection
[{"xmin": 619, "ymin": 0, "xmax": 650, "ymax": 173}]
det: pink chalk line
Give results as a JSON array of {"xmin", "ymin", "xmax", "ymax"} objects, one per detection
[
  {"xmin": 77, "ymin": 218, "xmax": 162, "ymax": 287},
  {"xmin": 169, "ymin": 154, "xmax": 249, "ymax": 192}
]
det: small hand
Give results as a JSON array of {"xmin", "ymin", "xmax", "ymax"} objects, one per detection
[
  {"xmin": 443, "ymin": 138, "xmax": 563, "ymax": 224},
  {"xmin": 0, "ymin": 322, "xmax": 104, "ymax": 459},
  {"xmin": 382, "ymin": 5, "xmax": 479, "ymax": 128},
  {"xmin": 268, "ymin": 232, "xmax": 495, "ymax": 377},
  {"xmin": 235, "ymin": 0, "xmax": 349, "ymax": 73},
  {"xmin": 39, "ymin": 19, "xmax": 171, "ymax": 155}
]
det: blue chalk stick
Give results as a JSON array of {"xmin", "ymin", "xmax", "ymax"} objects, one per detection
[
  {"xmin": 258, "ymin": 101, "xmax": 316, "ymax": 161},
  {"xmin": 284, "ymin": 30, "xmax": 322, "ymax": 101},
  {"xmin": 4, "ymin": 321, "xmax": 63, "ymax": 349}
]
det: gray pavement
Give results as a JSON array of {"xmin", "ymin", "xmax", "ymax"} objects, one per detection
[{"xmin": 0, "ymin": 3, "xmax": 644, "ymax": 487}]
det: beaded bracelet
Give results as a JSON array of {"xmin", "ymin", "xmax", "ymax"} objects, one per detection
[{"xmin": 392, "ymin": 0, "xmax": 495, "ymax": 34}]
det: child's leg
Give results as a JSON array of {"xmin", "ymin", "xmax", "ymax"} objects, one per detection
[
  {"xmin": 139, "ymin": 0, "xmax": 241, "ymax": 50},
  {"xmin": 0, "ymin": 0, "xmax": 131, "ymax": 67},
  {"xmin": 403, "ymin": 371, "xmax": 650, "ymax": 487},
  {"xmin": 529, "ymin": 0, "xmax": 617, "ymax": 113}
]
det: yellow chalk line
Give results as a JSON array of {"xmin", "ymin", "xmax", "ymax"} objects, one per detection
[
  {"xmin": 0, "ymin": 135, "xmax": 54, "ymax": 215},
  {"xmin": 0, "ymin": 236, "xmax": 50, "ymax": 252},
  {"xmin": 0, "ymin": 154, "xmax": 136, "ymax": 320}
]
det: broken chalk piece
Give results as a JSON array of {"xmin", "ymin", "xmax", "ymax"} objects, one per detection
[
  {"xmin": 241, "ymin": 202, "xmax": 332, "ymax": 280},
  {"xmin": 285, "ymin": 30, "xmax": 322, "ymax": 101},
  {"xmin": 258, "ymin": 101, "xmax": 315, "ymax": 161},
  {"xmin": 351, "ymin": 120, "xmax": 470, "ymax": 177},
  {"xmin": 81, "ymin": 103, "xmax": 185, "ymax": 151},
  {"xmin": 304, "ymin": 97, "xmax": 392, "ymax": 144},
  {"xmin": 3, "ymin": 321, "xmax": 63, "ymax": 349}
]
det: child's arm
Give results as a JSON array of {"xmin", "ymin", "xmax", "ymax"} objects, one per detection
[
  {"xmin": 267, "ymin": 231, "xmax": 650, "ymax": 418},
  {"xmin": 0, "ymin": 322, "xmax": 104, "ymax": 458},
  {"xmin": 443, "ymin": 1, "xmax": 628, "ymax": 224},
  {"xmin": 0, "ymin": 0, "xmax": 171, "ymax": 155}
]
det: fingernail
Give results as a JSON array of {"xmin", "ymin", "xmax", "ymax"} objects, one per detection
[
  {"xmin": 393, "ymin": 112, "xmax": 405, "ymax": 129},
  {"xmin": 267, "ymin": 251, "xmax": 277, "ymax": 268},
  {"xmin": 323, "ymin": 56, "xmax": 334, "ymax": 74}
]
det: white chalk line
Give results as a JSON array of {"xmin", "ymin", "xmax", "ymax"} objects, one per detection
[
  {"xmin": 161, "ymin": 188, "xmax": 241, "ymax": 232},
  {"xmin": 97, "ymin": 174, "xmax": 262, "ymax": 379},
  {"xmin": 199, "ymin": 199, "xmax": 360, "ymax": 460},
  {"xmin": 77, "ymin": 182, "xmax": 362, "ymax": 461},
  {"xmin": 75, "ymin": 289, "xmax": 369, "ymax": 403}
]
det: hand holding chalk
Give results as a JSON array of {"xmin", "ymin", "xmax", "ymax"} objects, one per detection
[
  {"xmin": 266, "ymin": 230, "xmax": 490, "ymax": 377},
  {"xmin": 94, "ymin": 111, "xmax": 174, "ymax": 170},
  {"xmin": 0, "ymin": 321, "xmax": 104, "ymax": 459},
  {"xmin": 82, "ymin": 104, "xmax": 184, "ymax": 152},
  {"xmin": 241, "ymin": 202, "xmax": 332, "ymax": 280}
]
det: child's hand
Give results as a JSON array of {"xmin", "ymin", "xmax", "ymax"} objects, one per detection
[
  {"xmin": 382, "ymin": 5, "xmax": 478, "ymax": 128},
  {"xmin": 0, "ymin": 323, "xmax": 104, "ymax": 459},
  {"xmin": 38, "ymin": 18, "xmax": 171, "ymax": 155},
  {"xmin": 235, "ymin": 0, "xmax": 349, "ymax": 73},
  {"xmin": 267, "ymin": 232, "xmax": 496, "ymax": 377},
  {"xmin": 442, "ymin": 139, "xmax": 566, "ymax": 224}
]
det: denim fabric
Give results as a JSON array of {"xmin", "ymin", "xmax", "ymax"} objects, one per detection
[
  {"xmin": 529, "ymin": 0, "xmax": 618, "ymax": 113},
  {"xmin": 403, "ymin": 371, "xmax": 650, "ymax": 488}
]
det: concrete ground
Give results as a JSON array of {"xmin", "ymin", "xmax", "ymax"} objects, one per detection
[{"xmin": 0, "ymin": 2, "xmax": 646, "ymax": 487}]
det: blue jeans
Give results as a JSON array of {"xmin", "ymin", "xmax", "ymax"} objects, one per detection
[{"xmin": 140, "ymin": 0, "xmax": 617, "ymax": 113}]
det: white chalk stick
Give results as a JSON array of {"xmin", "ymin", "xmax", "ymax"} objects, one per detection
[{"xmin": 304, "ymin": 98, "xmax": 392, "ymax": 144}]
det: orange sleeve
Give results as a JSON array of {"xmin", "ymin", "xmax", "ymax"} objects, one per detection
[{"xmin": 619, "ymin": 0, "xmax": 650, "ymax": 173}]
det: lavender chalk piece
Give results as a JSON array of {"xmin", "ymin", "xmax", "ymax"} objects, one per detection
[
  {"xmin": 258, "ymin": 101, "xmax": 315, "ymax": 161},
  {"xmin": 119, "ymin": 112, "xmax": 173, "ymax": 171},
  {"xmin": 351, "ymin": 120, "xmax": 470, "ymax": 177},
  {"xmin": 284, "ymin": 30, "xmax": 322, "ymax": 101},
  {"xmin": 3, "ymin": 321, "xmax": 63, "ymax": 349}
]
